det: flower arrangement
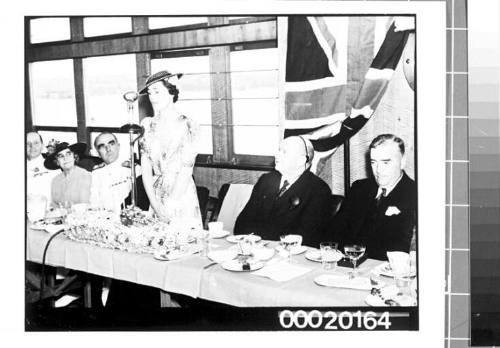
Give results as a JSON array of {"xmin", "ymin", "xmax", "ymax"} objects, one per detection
[
  {"xmin": 289, "ymin": 195, "xmax": 301, "ymax": 210},
  {"xmin": 45, "ymin": 139, "xmax": 60, "ymax": 155},
  {"xmin": 64, "ymin": 209, "xmax": 199, "ymax": 254}
]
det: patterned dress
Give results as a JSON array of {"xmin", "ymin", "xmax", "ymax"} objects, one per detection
[{"xmin": 139, "ymin": 114, "xmax": 202, "ymax": 228}]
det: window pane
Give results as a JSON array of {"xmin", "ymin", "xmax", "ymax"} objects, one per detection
[
  {"xmin": 230, "ymin": 48, "xmax": 279, "ymax": 71},
  {"xmin": 148, "ymin": 17, "xmax": 207, "ymax": 30},
  {"xmin": 176, "ymin": 100, "xmax": 212, "ymax": 126},
  {"xmin": 229, "ymin": 17, "xmax": 257, "ymax": 20},
  {"xmin": 229, "ymin": 47, "xmax": 280, "ymax": 157},
  {"xmin": 151, "ymin": 54, "xmax": 210, "ymax": 74},
  {"xmin": 232, "ymin": 99, "xmax": 279, "ymax": 126},
  {"xmin": 30, "ymin": 60, "xmax": 77, "ymax": 127},
  {"xmin": 233, "ymin": 125, "xmax": 280, "ymax": 156},
  {"xmin": 231, "ymin": 70, "xmax": 278, "ymax": 98},
  {"xmin": 83, "ymin": 54, "xmax": 138, "ymax": 127},
  {"xmin": 89, "ymin": 132, "xmax": 138, "ymax": 163},
  {"xmin": 38, "ymin": 131, "xmax": 77, "ymax": 147},
  {"xmin": 84, "ymin": 17, "xmax": 131, "ymax": 37},
  {"xmin": 30, "ymin": 17, "xmax": 70, "ymax": 44}
]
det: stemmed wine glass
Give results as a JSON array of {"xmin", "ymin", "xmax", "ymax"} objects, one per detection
[
  {"xmin": 344, "ymin": 244, "xmax": 366, "ymax": 279},
  {"xmin": 280, "ymin": 235, "xmax": 297, "ymax": 263}
]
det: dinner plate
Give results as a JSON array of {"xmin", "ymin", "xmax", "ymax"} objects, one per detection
[
  {"xmin": 221, "ymin": 259, "xmax": 264, "ymax": 272},
  {"xmin": 226, "ymin": 234, "xmax": 262, "ymax": 243},
  {"xmin": 30, "ymin": 221, "xmax": 66, "ymax": 234},
  {"xmin": 153, "ymin": 249, "xmax": 186, "ymax": 261},
  {"xmin": 275, "ymin": 245, "xmax": 307, "ymax": 255},
  {"xmin": 305, "ymin": 250, "xmax": 343, "ymax": 263},
  {"xmin": 153, "ymin": 244, "xmax": 202, "ymax": 261},
  {"xmin": 209, "ymin": 229, "xmax": 230, "ymax": 239},
  {"xmin": 314, "ymin": 274, "xmax": 372, "ymax": 290},
  {"xmin": 375, "ymin": 262, "xmax": 417, "ymax": 278},
  {"xmin": 365, "ymin": 287, "xmax": 417, "ymax": 307},
  {"xmin": 207, "ymin": 249, "xmax": 238, "ymax": 263}
]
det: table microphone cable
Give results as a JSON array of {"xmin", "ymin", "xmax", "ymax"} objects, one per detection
[{"xmin": 39, "ymin": 229, "xmax": 66, "ymax": 302}]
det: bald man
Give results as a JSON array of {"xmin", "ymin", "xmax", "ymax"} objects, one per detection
[{"xmin": 234, "ymin": 136, "xmax": 332, "ymax": 247}]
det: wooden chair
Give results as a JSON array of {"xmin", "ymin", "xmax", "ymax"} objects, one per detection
[
  {"xmin": 196, "ymin": 186, "xmax": 210, "ymax": 224},
  {"xmin": 211, "ymin": 183, "xmax": 253, "ymax": 233}
]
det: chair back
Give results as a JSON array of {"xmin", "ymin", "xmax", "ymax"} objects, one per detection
[
  {"xmin": 217, "ymin": 184, "xmax": 253, "ymax": 233},
  {"xmin": 196, "ymin": 186, "xmax": 210, "ymax": 223}
]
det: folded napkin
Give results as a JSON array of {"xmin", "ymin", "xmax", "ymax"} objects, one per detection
[
  {"xmin": 314, "ymin": 274, "xmax": 372, "ymax": 290},
  {"xmin": 253, "ymin": 261, "xmax": 312, "ymax": 282}
]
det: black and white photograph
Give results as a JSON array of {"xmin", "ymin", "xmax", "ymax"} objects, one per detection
[{"xmin": 18, "ymin": 1, "xmax": 447, "ymax": 345}]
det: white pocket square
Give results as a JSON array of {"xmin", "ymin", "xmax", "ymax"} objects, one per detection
[{"xmin": 385, "ymin": 206, "xmax": 401, "ymax": 216}]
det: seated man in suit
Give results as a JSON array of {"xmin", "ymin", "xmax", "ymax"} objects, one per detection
[
  {"xmin": 234, "ymin": 136, "xmax": 332, "ymax": 248},
  {"xmin": 331, "ymin": 134, "xmax": 416, "ymax": 260}
]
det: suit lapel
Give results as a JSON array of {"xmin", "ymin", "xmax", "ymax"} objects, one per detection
[
  {"xmin": 378, "ymin": 173, "xmax": 409, "ymax": 212},
  {"xmin": 262, "ymin": 172, "xmax": 282, "ymax": 214}
]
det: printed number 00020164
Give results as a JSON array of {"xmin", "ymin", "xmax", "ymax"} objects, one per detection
[{"xmin": 278, "ymin": 310, "xmax": 392, "ymax": 330}]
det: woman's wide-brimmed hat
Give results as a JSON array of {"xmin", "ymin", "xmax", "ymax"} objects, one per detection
[
  {"xmin": 138, "ymin": 70, "xmax": 183, "ymax": 94},
  {"xmin": 44, "ymin": 142, "xmax": 87, "ymax": 170}
]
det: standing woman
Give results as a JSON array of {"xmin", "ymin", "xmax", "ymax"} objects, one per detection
[
  {"xmin": 138, "ymin": 70, "xmax": 202, "ymax": 227},
  {"xmin": 44, "ymin": 142, "xmax": 92, "ymax": 206}
]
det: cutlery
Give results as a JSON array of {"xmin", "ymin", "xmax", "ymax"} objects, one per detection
[{"xmin": 203, "ymin": 261, "xmax": 218, "ymax": 269}]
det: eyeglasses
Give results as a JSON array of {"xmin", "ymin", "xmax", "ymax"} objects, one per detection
[
  {"xmin": 56, "ymin": 151, "xmax": 74, "ymax": 160},
  {"xmin": 96, "ymin": 140, "xmax": 117, "ymax": 151}
]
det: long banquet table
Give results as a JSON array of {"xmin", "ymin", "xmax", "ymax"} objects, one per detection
[{"xmin": 27, "ymin": 227, "xmax": 392, "ymax": 307}]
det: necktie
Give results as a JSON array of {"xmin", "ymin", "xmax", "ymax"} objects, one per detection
[
  {"xmin": 277, "ymin": 180, "xmax": 289, "ymax": 198},
  {"xmin": 375, "ymin": 188, "xmax": 387, "ymax": 207}
]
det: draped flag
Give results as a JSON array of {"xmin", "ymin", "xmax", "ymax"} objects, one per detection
[{"xmin": 283, "ymin": 16, "xmax": 413, "ymax": 171}]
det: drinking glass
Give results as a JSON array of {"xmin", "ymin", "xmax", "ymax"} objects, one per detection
[
  {"xmin": 59, "ymin": 201, "xmax": 72, "ymax": 224},
  {"xmin": 197, "ymin": 230, "xmax": 210, "ymax": 257},
  {"xmin": 320, "ymin": 242, "xmax": 339, "ymax": 270},
  {"xmin": 280, "ymin": 235, "xmax": 295, "ymax": 262},
  {"xmin": 344, "ymin": 244, "xmax": 366, "ymax": 278},
  {"xmin": 390, "ymin": 254, "xmax": 412, "ymax": 296}
]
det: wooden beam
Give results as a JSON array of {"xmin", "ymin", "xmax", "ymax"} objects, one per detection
[
  {"xmin": 73, "ymin": 59, "xmax": 89, "ymax": 145},
  {"xmin": 25, "ymin": 18, "xmax": 33, "ymax": 131},
  {"xmin": 70, "ymin": 17, "xmax": 84, "ymax": 42},
  {"xmin": 33, "ymin": 126, "xmax": 77, "ymax": 132},
  {"xmin": 209, "ymin": 45, "xmax": 231, "ymax": 163},
  {"xmin": 132, "ymin": 17, "xmax": 152, "ymax": 121},
  {"xmin": 70, "ymin": 18, "xmax": 89, "ymax": 146},
  {"xmin": 26, "ymin": 21, "xmax": 276, "ymax": 62}
]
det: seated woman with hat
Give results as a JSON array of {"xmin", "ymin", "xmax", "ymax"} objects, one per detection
[{"xmin": 44, "ymin": 142, "xmax": 92, "ymax": 207}]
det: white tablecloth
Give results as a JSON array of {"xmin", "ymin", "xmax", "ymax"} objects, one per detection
[{"xmin": 27, "ymin": 228, "xmax": 387, "ymax": 307}]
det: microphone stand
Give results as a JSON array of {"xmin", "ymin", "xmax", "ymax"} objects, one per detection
[{"xmin": 121, "ymin": 91, "xmax": 144, "ymax": 208}]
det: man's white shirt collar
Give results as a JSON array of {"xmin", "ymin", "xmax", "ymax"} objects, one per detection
[
  {"xmin": 279, "ymin": 171, "xmax": 303, "ymax": 190},
  {"xmin": 376, "ymin": 172, "xmax": 404, "ymax": 198},
  {"xmin": 27, "ymin": 155, "xmax": 48, "ymax": 172}
]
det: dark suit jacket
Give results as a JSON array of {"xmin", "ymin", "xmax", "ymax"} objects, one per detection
[
  {"xmin": 234, "ymin": 170, "xmax": 332, "ymax": 248},
  {"xmin": 331, "ymin": 172, "xmax": 416, "ymax": 260}
]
